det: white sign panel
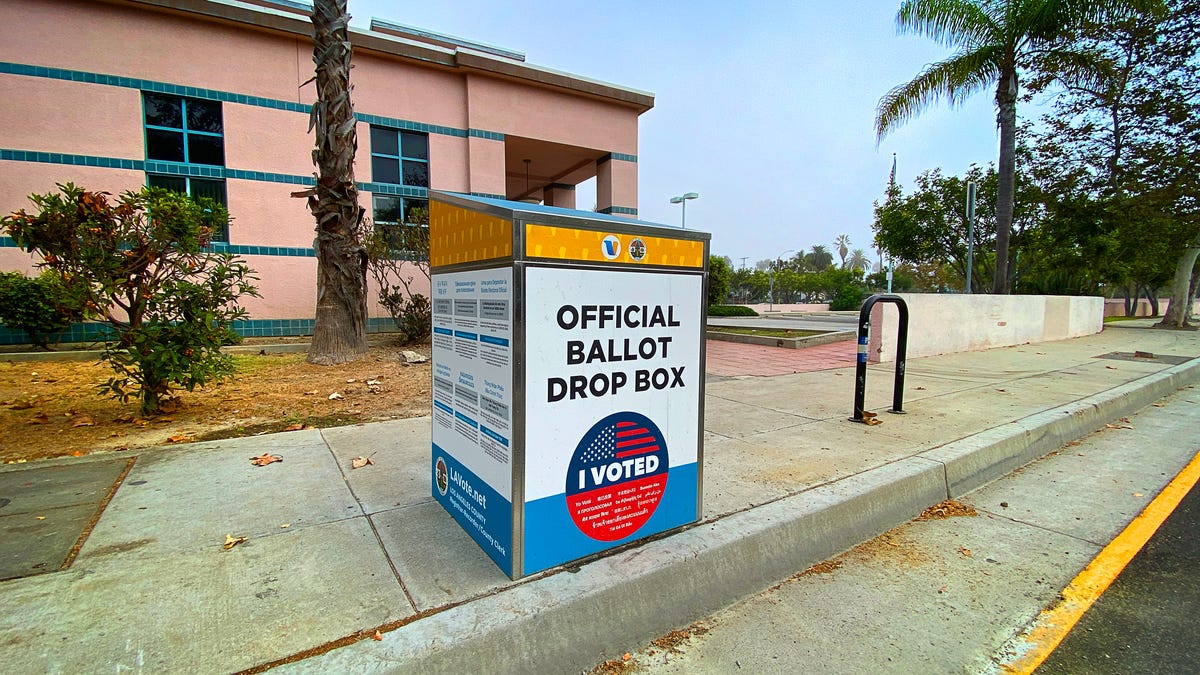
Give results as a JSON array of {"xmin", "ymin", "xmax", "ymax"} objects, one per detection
[{"xmin": 521, "ymin": 265, "xmax": 702, "ymax": 574}]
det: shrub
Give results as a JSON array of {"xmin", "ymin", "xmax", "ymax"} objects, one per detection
[
  {"xmin": 708, "ymin": 255, "xmax": 731, "ymax": 306},
  {"xmin": 363, "ymin": 206, "xmax": 431, "ymax": 343},
  {"xmin": 2, "ymin": 184, "xmax": 259, "ymax": 414},
  {"xmin": 708, "ymin": 305, "xmax": 758, "ymax": 317},
  {"xmin": 0, "ymin": 270, "xmax": 86, "ymax": 349}
]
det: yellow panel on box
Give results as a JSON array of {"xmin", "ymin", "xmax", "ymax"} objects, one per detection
[
  {"xmin": 524, "ymin": 224, "xmax": 704, "ymax": 269},
  {"xmin": 430, "ymin": 201, "xmax": 513, "ymax": 267}
]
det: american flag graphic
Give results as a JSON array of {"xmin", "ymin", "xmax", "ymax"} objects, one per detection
[
  {"xmin": 566, "ymin": 410, "xmax": 669, "ymax": 541},
  {"xmin": 577, "ymin": 419, "xmax": 660, "ymax": 465}
]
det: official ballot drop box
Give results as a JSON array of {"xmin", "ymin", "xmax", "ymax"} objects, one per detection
[{"xmin": 428, "ymin": 192, "xmax": 709, "ymax": 579}]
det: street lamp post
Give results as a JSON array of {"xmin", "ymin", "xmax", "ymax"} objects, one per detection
[
  {"xmin": 669, "ymin": 192, "xmax": 699, "ymax": 228},
  {"xmin": 768, "ymin": 248, "xmax": 795, "ymax": 311}
]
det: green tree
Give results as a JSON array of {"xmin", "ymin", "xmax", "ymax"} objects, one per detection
[
  {"xmin": 299, "ymin": 0, "xmax": 369, "ymax": 364},
  {"xmin": 873, "ymin": 164, "xmax": 1044, "ymax": 292},
  {"xmin": 0, "ymin": 270, "xmax": 85, "ymax": 349},
  {"xmin": 707, "ymin": 255, "xmax": 732, "ymax": 306},
  {"xmin": 805, "ymin": 245, "xmax": 834, "ymax": 271},
  {"xmin": 876, "ymin": 0, "xmax": 1157, "ymax": 294},
  {"xmin": 847, "ymin": 248, "xmax": 872, "ymax": 272},
  {"xmin": 1028, "ymin": 0, "xmax": 1199, "ymax": 323},
  {"xmin": 2, "ymin": 184, "xmax": 259, "ymax": 414}
]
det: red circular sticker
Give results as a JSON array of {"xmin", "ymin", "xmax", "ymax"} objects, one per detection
[{"xmin": 565, "ymin": 411, "xmax": 668, "ymax": 541}]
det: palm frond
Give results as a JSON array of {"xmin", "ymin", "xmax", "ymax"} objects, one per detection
[
  {"xmin": 897, "ymin": 0, "xmax": 997, "ymax": 48},
  {"xmin": 875, "ymin": 46, "xmax": 1001, "ymax": 141}
]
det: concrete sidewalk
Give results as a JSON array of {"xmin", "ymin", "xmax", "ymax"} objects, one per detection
[{"xmin": 0, "ymin": 322, "xmax": 1198, "ymax": 673}]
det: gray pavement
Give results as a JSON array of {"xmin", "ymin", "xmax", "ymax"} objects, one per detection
[
  {"xmin": 0, "ymin": 322, "xmax": 1197, "ymax": 673},
  {"xmin": 707, "ymin": 312, "xmax": 859, "ymax": 333},
  {"xmin": 621, "ymin": 369, "xmax": 1200, "ymax": 674}
]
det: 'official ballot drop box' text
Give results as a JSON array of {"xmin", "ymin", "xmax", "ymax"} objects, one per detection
[{"xmin": 429, "ymin": 192, "xmax": 709, "ymax": 579}]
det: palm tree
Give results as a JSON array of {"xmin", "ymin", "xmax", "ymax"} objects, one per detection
[
  {"xmin": 875, "ymin": 0, "xmax": 1155, "ymax": 294},
  {"xmin": 303, "ymin": 0, "xmax": 368, "ymax": 364},
  {"xmin": 834, "ymin": 234, "xmax": 851, "ymax": 267},
  {"xmin": 806, "ymin": 245, "xmax": 834, "ymax": 270},
  {"xmin": 847, "ymin": 248, "xmax": 871, "ymax": 272}
]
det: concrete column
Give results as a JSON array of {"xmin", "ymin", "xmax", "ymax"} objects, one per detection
[
  {"xmin": 595, "ymin": 154, "xmax": 638, "ymax": 218},
  {"xmin": 467, "ymin": 136, "xmax": 506, "ymax": 198},
  {"xmin": 543, "ymin": 183, "xmax": 576, "ymax": 209}
]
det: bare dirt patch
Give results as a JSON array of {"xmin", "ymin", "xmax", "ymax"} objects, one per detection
[
  {"xmin": 0, "ymin": 342, "xmax": 430, "ymax": 463},
  {"xmin": 916, "ymin": 499, "xmax": 979, "ymax": 521}
]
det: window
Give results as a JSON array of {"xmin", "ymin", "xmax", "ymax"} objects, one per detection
[
  {"xmin": 370, "ymin": 126, "xmax": 429, "ymax": 187},
  {"xmin": 144, "ymin": 94, "xmax": 225, "ymax": 165},
  {"xmin": 143, "ymin": 93, "xmax": 228, "ymax": 241},
  {"xmin": 373, "ymin": 196, "xmax": 429, "ymax": 258}
]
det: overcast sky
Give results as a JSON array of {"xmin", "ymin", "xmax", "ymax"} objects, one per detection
[{"xmin": 348, "ymin": 0, "xmax": 1013, "ymax": 268}]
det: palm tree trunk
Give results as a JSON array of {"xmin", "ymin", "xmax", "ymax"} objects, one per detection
[
  {"xmin": 992, "ymin": 71, "xmax": 1018, "ymax": 295},
  {"xmin": 307, "ymin": 0, "xmax": 368, "ymax": 365}
]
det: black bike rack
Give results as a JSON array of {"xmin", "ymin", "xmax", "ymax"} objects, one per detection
[{"xmin": 850, "ymin": 294, "xmax": 909, "ymax": 423}]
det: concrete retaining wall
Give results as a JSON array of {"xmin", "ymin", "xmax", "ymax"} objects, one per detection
[
  {"xmin": 1103, "ymin": 298, "xmax": 1200, "ymax": 318},
  {"xmin": 869, "ymin": 294, "xmax": 1104, "ymax": 363}
]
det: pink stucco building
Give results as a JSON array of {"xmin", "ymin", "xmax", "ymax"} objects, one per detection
[{"xmin": 0, "ymin": 0, "xmax": 652, "ymax": 342}]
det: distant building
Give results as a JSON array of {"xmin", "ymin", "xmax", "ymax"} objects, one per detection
[{"xmin": 0, "ymin": 0, "xmax": 652, "ymax": 343}]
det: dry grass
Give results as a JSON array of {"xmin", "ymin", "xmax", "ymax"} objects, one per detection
[{"xmin": 0, "ymin": 342, "xmax": 430, "ymax": 463}]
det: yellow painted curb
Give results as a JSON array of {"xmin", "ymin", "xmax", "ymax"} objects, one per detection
[{"xmin": 998, "ymin": 447, "xmax": 1200, "ymax": 673}]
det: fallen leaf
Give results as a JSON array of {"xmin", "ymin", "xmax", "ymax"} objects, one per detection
[
  {"xmin": 915, "ymin": 386, "xmax": 926, "ymax": 390},
  {"xmin": 71, "ymin": 415, "xmax": 95, "ymax": 427},
  {"xmin": 1152, "ymin": 403, "xmax": 1165, "ymax": 408},
  {"xmin": 250, "ymin": 453, "xmax": 283, "ymax": 466},
  {"xmin": 328, "ymin": 392, "xmax": 344, "ymax": 400},
  {"xmin": 1132, "ymin": 492, "xmax": 1143, "ymax": 497},
  {"xmin": 9, "ymin": 397, "xmax": 36, "ymax": 410},
  {"xmin": 133, "ymin": 419, "xmax": 149, "ymax": 427},
  {"xmin": 166, "ymin": 435, "xmax": 190, "ymax": 443},
  {"xmin": 282, "ymin": 423, "xmax": 305, "ymax": 432},
  {"xmin": 366, "ymin": 379, "xmax": 381, "ymax": 387},
  {"xmin": 351, "ymin": 456, "xmax": 374, "ymax": 469},
  {"xmin": 114, "ymin": 412, "xmax": 135, "ymax": 423},
  {"xmin": 623, "ymin": 653, "xmax": 631, "ymax": 661},
  {"xmin": 28, "ymin": 412, "xmax": 50, "ymax": 425},
  {"xmin": 70, "ymin": 450, "xmax": 84, "ymax": 457},
  {"xmin": 1105, "ymin": 423, "xmax": 1133, "ymax": 430},
  {"xmin": 372, "ymin": 630, "xmax": 383, "ymax": 641},
  {"xmin": 864, "ymin": 416, "xmax": 883, "ymax": 426},
  {"xmin": 35, "ymin": 516, "xmax": 46, "ymax": 520},
  {"xmin": 937, "ymin": 585, "xmax": 947, "ymax": 594},
  {"xmin": 280, "ymin": 523, "xmax": 291, "ymax": 529},
  {"xmin": 1105, "ymin": 365, "xmax": 1117, "ymax": 370},
  {"xmin": 957, "ymin": 546, "xmax": 972, "ymax": 557},
  {"xmin": 222, "ymin": 534, "xmax": 248, "ymax": 550},
  {"xmin": 304, "ymin": 390, "xmax": 319, "ymax": 396},
  {"xmin": 346, "ymin": 379, "xmax": 357, "ymax": 384}
]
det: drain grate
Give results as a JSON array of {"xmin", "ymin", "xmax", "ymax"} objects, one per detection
[{"xmin": 1096, "ymin": 351, "xmax": 1195, "ymax": 365}]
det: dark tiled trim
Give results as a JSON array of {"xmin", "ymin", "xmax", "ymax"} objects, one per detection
[
  {"xmin": 0, "ymin": 317, "xmax": 399, "ymax": 345},
  {"xmin": 546, "ymin": 183, "xmax": 576, "ymax": 191},
  {"xmin": 597, "ymin": 205, "xmax": 638, "ymax": 215},
  {"xmin": 598, "ymin": 152, "xmax": 638, "ymax": 164},
  {"xmin": 0, "ymin": 148, "xmax": 143, "ymax": 170},
  {"xmin": 208, "ymin": 243, "xmax": 316, "ymax": 257},
  {"xmin": 0, "ymin": 61, "xmax": 506, "ymax": 140},
  {"xmin": 469, "ymin": 192, "xmax": 505, "ymax": 200},
  {"xmin": 468, "ymin": 128, "xmax": 505, "ymax": 141}
]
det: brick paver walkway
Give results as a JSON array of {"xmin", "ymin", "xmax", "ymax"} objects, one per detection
[{"xmin": 705, "ymin": 339, "xmax": 857, "ymax": 377}]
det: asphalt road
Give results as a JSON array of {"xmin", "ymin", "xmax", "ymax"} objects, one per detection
[
  {"xmin": 1037, "ymin": 475, "xmax": 1199, "ymax": 674},
  {"xmin": 611, "ymin": 386, "xmax": 1200, "ymax": 674}
]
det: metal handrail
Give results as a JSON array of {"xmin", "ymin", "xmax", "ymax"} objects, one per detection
[{"xmin": 850, "ymin": 294, "xmax": 909, "ymax": 423}]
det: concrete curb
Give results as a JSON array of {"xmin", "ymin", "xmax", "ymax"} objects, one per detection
[
  {"xmin": 704, "ymin": 329, "xmax": 854, "ymax": 350},
  {"xmin": 286, "ymin": 355, "xmax": 1200, "ymax": 674}
]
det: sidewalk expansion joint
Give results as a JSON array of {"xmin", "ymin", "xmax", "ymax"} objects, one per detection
[
  {"xmin": 318, "ymin": 429, "xmax": 417, "ymax": 611},
  {"xmin": 61, "ymin": 455, "xmax": 137, "ymax": 571}
]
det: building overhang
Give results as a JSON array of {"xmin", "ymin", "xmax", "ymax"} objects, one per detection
[{"xmin": 118, "ymin": 0, "xmax": 655, "ymax": 113}]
